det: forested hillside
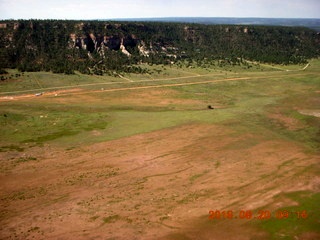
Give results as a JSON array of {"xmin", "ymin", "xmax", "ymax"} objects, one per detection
[{"xmin": 0, "ymin": 20, "xmax": 319, "ymax": 75}]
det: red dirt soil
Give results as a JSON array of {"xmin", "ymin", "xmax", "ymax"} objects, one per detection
[{"xmin": 1, "ymin": 123, "xmax": 319, "ymax": 239}]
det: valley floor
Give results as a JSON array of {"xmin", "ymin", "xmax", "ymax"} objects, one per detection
[{"xmin": 0, "ymin": 61, "xmax": 319, "ymax": 239}]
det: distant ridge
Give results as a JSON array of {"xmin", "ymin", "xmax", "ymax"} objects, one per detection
[
  {"xmin": 105, "ymin": 17, "xmax": 320, "ymax": 31},
  {"xmin": 1, "ymin": 19, "xmax": 319, "ymax": 74}
]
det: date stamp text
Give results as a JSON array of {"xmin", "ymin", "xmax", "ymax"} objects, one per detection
[{"xmin": 208, "ymin": 209, "xmax": 308, "ymax": 220}]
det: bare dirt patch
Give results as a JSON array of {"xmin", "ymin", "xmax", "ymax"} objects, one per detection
[
  {"xmin": 299, "ymin": 110, "xmax": 320, "ymax": 118},
  {"xmin": 89, "ymin": 88, "xmax": 202, "ymax": 107},
  {"xmin": 0, "ymin": 88, "xmax": 84, "ymax": 102},
  {"xmin": 0, "ymin": 123, "xmax": 318, "ymax": 239},
  {"xmin": 10, "ymin": 88, "xmax": 203, "ymax": 109}
]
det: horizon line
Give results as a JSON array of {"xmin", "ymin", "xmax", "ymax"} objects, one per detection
[{"xmin": 1, "ymin": 16, "xmax": 320, "ymax": 21}]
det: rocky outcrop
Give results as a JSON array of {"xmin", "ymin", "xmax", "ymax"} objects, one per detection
[
  {"xmin": 120, "ymin": 41, "xmax": 131, "ymax": 57},
  {"xmin": 69, "ymin": 33, "xmax": 140, "ymax": 57},
  {"xmin": 138, "ymin": 41, "xmax": 150, "ymax": 57}
]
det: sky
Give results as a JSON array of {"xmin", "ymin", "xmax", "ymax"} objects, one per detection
[{"xmin": 0, "ymin": 0, "xmax": 319, "ymax": 20}]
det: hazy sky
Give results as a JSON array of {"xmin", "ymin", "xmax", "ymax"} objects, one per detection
[{"xmin": 0, "ymin": 0, "xmax": 319, "ymax": 20}]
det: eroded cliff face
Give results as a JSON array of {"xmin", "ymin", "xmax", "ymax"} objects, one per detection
[
  {"xmin": 66, "ymin": 22, "xmax": 144, "ymax": 57},
  {"xmin": 1, "ymin": 21, "xmax": 157, "ymax": 59},
  {"xmin": 69, "ymin": 33, "xmax": 136, "ymax": 54}
]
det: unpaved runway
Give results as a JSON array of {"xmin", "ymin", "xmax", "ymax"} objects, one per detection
[{"xmin": 0, "ymin": 71, "xmax": 309, "ymax": 101}]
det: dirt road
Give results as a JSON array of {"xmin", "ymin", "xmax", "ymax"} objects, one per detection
[{"xmin": 0, "ymin": 71, "xmax": 308, "ymax": 101}]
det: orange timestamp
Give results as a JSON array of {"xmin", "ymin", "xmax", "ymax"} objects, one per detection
[{"xmin": 208, "ymin": 209, "xmax": 308, "ymax": 220}]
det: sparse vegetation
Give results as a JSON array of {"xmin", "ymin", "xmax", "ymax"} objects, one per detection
[
  {"xmin": 103, "ymin": 215, "xmax": 120, "ymax": 223},
  {"xmin": 215, "ymin": 160, "xmax": 221, "ymax": 169},
  {"xmin": 16, "ymin": 156, "xmax": 37, "ymax": 163}
]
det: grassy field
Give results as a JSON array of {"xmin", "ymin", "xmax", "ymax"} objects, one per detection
[
  {"xmin": 1, "ymin": 61, "xmax": 318, "ymax": 148},
  {"xmin": 0, "ymin": 60, "xmax": 319, "ymax": 239}
]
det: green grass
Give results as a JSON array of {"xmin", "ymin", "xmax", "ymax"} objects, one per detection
[
  {"xmin": 0, "ymin": 104, "xmax": 109, "ymax": 146},
  {"xmin": 0, "ymin": 70, "xmax": 124, "ymax": 94},
  {"xmin": 252, "ymin": 191, "xmax": 320, "ymax": 239},
  {"xmin": 0, "ymin": 144, "xmax": 24, "ymax": 152},
  {"xmin": 0, "ymin": 107, "xmax": 236, "ymax": 147},
  {"xmin": 170, "ymin": 64, "xmax": 320, "ymax": 151},
  {"xmin": 0, "ymin": 59, "xmax": 319, "ymax": 150}
]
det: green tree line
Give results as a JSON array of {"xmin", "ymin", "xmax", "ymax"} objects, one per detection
[{"xmin": 0, "ymin": 20, "xmax": 319, "ymax": 75}]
